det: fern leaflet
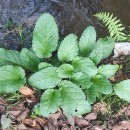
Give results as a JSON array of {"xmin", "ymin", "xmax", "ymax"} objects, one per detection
[{"xmin": 94, "ymin": 12, "xmax": 127, "ymax": 41}]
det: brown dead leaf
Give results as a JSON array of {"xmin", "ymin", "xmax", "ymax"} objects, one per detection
[
  {"xmin": 23, "ymin": 117, "xmax": 48, "ymax": 130},
  {"xmin": 119, "ymin": 107, "xmax": 127, "ymax": 114},
  {"xmin": 75, "ymin": 117, "xmax": 89, "ymax": 127},
  {"xmin": 23, "ymin": 119, "xmax": 43, "ymax": 130},
  {"xmin": 10, "ymin": 99, "xmax": 26, "ymax": 111},
  {"xmin": 125, "ymin": 105, "xmax": 130, "ymax": 116},
  {"xmin": 0, "ymin": 97, "xmax": 7, "ymax": 114},
  {"xmin": 17, "ymin": 109, "xmax": 30, "ymax": 121},
  {"xmin": 23, "ymin": 119, "xmax": 36, "ymax": 126},
  {"xmin": 8, "ymin": 110, "xmax": 21, "ymax": 120},
  {"xmin": 0, "ymin": 104, "xmax": 6, "ymax": 114},
  {"xmin": 8, "ymin": 111, "xmax": 21, "ymax": 116},
  {"xmin": 85, "ymin": 113, "xmax": 97, "ymax": 121},
  {"xmin": 19, "ymin": 86, "xmax": 34, "ymax": 96},
  {"xmin": 49, "ymin": 112, "xmax": 62, "ymax": 121},
  {"xmin": 114, "ymin": 69, "xmax": 128, "ymax": 83},
  {"xmin": 48, "ymin": 111, "xmax": 63, "ymax": 129},
  {"xmin": 18, "ymin": 123, "xmax": 28, "ymax": 130},
  {"xmin": 113, "ymin": 121, "xmax": 130, "ymax": 130},
  {"xmin": 35, "ymin": 117, "xmax": 48, "ymax": 128},
  {"xmin": 62, "ymin": 126, "xmax": 73, "ymax": 130},
  {"xmin": 118, "ymin": 105, "xmax": 130, "ymax": 117},
  {"xmin": 92, "ymin": 126, "xmax": 103, "ymax": 130},
  {"xmin": 8, "ymin": 108, "xmax": 30, "ymax": 122},
  {"xmin": 0, "ymin": 97, "xmax": 6, "ymax": 104}
]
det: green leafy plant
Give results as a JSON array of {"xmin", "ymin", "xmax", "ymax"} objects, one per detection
[
  {"xmin": 94, "ymin": 12, "xmax": 127, "ymax": 41},
  {"xmin": 0, "ymin": 13, "xmax": 130, "ymax": 117}
]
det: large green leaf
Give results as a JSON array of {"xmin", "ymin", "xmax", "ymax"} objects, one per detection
[
  {"xmin": 89, "ymin": 47, "xmax": 102, "ymax": 65},
  {"xmin": 40, "ymin": 89, "xmax": 60, "ymax": 117},
  {"xmin": 0, "ymin": 48, "xmax": 21, "ymax": 66},
  {"xmin": 56, "ymin": 64, "xmax": 74, "ymax": 78},
  {"xmin": 92, "ymin": 75, "xmax": 112, "ymax": 94},
  {"xmin": 98, "ymin": 64, "xmax": 119, "ymax": 78},
  {"xmin": 0, "ymin": 48, "xmax": 40, "ymax": 71},
  {"xmin": 72, "ymin": 57, "xmax": 97, "ymax": 77},
  {"xmin": 95, "ymin": 37, "xmax": 115, "ymax": 59},
  {"xmin": 114, "ymin": 80, "xmax": 130, "ymax": 102},
  {"xmin": 20, "ymin": 48, "xmax": 40, "ymax": 71},
  {"xmin": 58, "ymin": 34, "xmax": 79, "ymax": 62},
  {"xmin": 32, "ymin": 13, "xmax": 59, "ymax": 58},
  {"xmin": 79, "ymin": 26, "xmax": 96, "ymax": 56},
  {"xmin": 59, "ymin": 81, "xmax": 91, "ymax": 115},
  {"xmin": 0, "ymin": 65, "xmax": 26, "ymax": 93},
  {"xmin": 28, "ymin": 67, "xmax": 61, "ymax": 89},
  {"xmin": 71, "ymin": 72, "xmax": 92, "ymax": 89}
]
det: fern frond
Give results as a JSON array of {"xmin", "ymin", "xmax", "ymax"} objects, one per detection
[
  {"xmin": 127, "ymin": 27, "xmax": 130, "ymax": 41},
  {"xmin": 94, "ymin": 12, "xmax": 127, "ymax": 41}
]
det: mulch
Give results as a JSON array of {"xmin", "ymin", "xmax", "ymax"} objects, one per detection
[{"xmin": 0, "ymin": 95, "xmax": 130, "ymax": 130}]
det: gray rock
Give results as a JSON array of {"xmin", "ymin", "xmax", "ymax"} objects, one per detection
[
  {"xmin": 114, "ymin": 42, "xmax": 130, "ymax": 58},
  {"xmin": 0, "ymin": 0, "xmax": 103, "ymax": 50}
]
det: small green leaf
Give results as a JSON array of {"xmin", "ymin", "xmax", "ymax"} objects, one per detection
[
  {"xmin": 72, "ymin": 57, "xmax": 97, "ymax": 77},
  {"xmin": 87, "ymin": 86, "xmax": 97, "ymax": 104},
  {"xmin": 92, "ymin": 75, "xmax": 112, "ymax": 94},
  {"xmin": 28, "ymin": 67, "xmax": 61, "ymax": 89},
  {"xmin": 79, "ymin": 26, "xmax": 96, "ymax": 56},
  {"xmin": 98, "ymin": 64, "xmax": 119, "ymax": 78},
  {"xmin": 89, "ymin": 47, "xmax": 102, "ymax": 65},
  {"xmin": 40, "ymin": 89, "xmax": 60, "ymax": 117},
  {"xmin": 59, "ymin": 81, "xmax": 91, "ymax": 115},
  {"xmin": 32, "ymin": 104, "xmax": 41, "ymax": 117},
  {"xmin": 56, "ymin": 64, "xmax": 74, "ymax": 78},
  {"xmin": 114, "ymin": 80, "xmax": 130, "ymax": 102},
  {"xmin": 38, "ymin": 62, "xmax": 53, "ymax": 70},
  {"xmin": 95, "ymin": 37, "xmax": 115, "ymax": 59},
  {"xmin": 0, "ymin": 65, "xmax": 26, "ymax": 93},
  {"xmin": 20, "ymin": 48, "xmax": 40, "ymax": 71},
  {"xmin": 32, "ymin": 13, "xmax": 59, "ymax": 58},
  {"xmin": 71, "ymin": 72, "xmax": 92, "ymax": 89},
  {"xmin": 58, "ymin": 34, "xmax": 79, "ymax": 62}
]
